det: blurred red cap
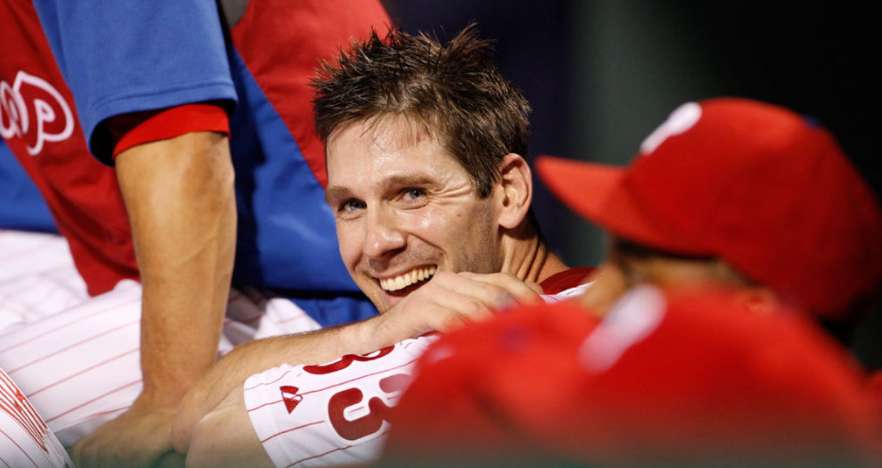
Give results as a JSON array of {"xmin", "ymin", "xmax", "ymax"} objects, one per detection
[
  {"xmin": 383, "ymin": 287, "xmax": 876, "ymax": 467},
  {"xmin": 537, "ymin": 98, "xmax": 882, "ymax": 318}
]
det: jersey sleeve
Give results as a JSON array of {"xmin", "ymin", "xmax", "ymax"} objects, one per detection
[
  {"xmin": 30, "ymin": 0, "xmax": 237, "ymax": 164},
  {"xmin": 107, "ymin": 103, "xmax": 230, "ymax": 158},
  {"xmin": 242, "ymin": 336, "xmax": 437, "ymax": 468}
]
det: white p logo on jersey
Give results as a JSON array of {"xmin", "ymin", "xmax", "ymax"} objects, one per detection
[
  {"xmin": 639, "ymin": 102, "xmax": 702, "ymax": 156},
  {"xmin": 578, "ymin": 285, "xmax": 666, "ymax": 374},
  {"xmin": 0, "ymin": 70, "xmax": 74, "ymax": 156}
]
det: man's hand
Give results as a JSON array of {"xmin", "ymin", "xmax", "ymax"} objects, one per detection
[
  {"xmin": 71, "ymin": 397, "xmax": 178, "ymax": 468},
  {"xmin": 367, "ymin": 271, "xmax": 544, "ymax": 345},
  {"xmin": 170, "ymin": 272, "xmax": 542, "ymax": 454}
]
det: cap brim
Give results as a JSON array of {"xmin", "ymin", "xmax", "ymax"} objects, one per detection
[
  {"xmin": 536, "ymin": 155, "xmax": 625, "ymax": 226},
  {"xmin": 537, "ymin": 155, "xmax": 711, "ymax": 255}
]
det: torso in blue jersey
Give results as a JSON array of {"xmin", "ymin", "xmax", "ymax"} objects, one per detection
[{"xmin": 1, "ymin": 0, "xmax": 391, "ymax": 324}]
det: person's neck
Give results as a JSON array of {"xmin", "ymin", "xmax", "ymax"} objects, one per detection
[{"xmin": 501, "ymin": 233, "xmax": 568, "ymax": 285}]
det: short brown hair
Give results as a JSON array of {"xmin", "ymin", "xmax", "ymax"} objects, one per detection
[{"xmin": 313, "ymin": 25, "xmax": 531, "ymax": 197}]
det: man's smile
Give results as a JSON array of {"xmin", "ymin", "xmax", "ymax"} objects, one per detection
[{"xmin": 378, "ymin": 266, "xmax": 437, "ymax": 292}]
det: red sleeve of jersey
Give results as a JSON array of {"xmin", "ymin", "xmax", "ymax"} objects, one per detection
[{"xmin": 106, "ymin": 103, "xmax": 230, "ymax": 159}]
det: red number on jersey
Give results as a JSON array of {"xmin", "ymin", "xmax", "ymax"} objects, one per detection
[
  {"xmin": 303, "ymin": 345, "xmax": 394, "ymax": 375},
  {"xmin": 327, "ymin": 373, "xmax": 411, "ymax": 441}
]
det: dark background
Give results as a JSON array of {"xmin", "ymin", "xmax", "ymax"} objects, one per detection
[{"xmin": 381, "ymin": 0, "xmax": 882, "ymax": 368}]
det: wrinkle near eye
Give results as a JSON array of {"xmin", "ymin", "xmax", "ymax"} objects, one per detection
[{"xmin": 432, "ymin": 179, "xmax": 478, "ymax": 203}]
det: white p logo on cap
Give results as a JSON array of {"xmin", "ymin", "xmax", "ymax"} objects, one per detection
[{"xmin": 639, "ymin": 102, "xmax": 702, "ymax": 155}]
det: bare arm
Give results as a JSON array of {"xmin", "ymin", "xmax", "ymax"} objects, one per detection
[
  {"xmin": 72, "ymin": 131, "xmax": 236, "ymax": 468},
  {"xmin": 171, "ymin": 271, "xmax": 542, "ymax": 453}
]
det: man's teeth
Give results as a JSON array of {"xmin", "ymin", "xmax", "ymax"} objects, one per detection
[{"xmin": 380, "ymin": 266, "xmax": 437, "ymax": 292}]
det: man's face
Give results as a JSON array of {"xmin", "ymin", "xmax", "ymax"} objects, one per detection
[{"xmin": 325, "ymin": 117, "xmax": 502, "ymax": 313}]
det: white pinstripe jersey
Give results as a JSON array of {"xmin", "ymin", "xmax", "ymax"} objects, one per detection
[
  {"xmin": 1, "ymin": 369, "xmax": 72, "ymax": 468},
  {"xmin": 244, "ymin": 272, "xmax": 592, "ymax": 468},
  {"xmin": 0, "ymin": 230, "xmax": 326, "ymax": 447}
]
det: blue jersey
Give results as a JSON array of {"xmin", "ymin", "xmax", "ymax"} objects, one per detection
[{"xmin": 1, "ymin": 0, "xmax": 390, "ymax": 324}]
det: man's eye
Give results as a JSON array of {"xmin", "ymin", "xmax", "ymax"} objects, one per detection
[
  {"xmin": 341, "ymin": 199, "xmax": 366, "ymax": 212},
  {"xmin": 402, "ymin": 188, "xmax": 427, "ymax": 201}
]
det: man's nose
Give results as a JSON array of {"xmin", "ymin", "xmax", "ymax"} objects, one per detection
[{"xmin": 363, "ymin": 207, "xmax": 406, "ymax": 259}]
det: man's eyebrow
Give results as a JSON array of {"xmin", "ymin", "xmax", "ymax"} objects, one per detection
[
  {"xmin": 324, "ymin": 186, "xmax": 351, "ymax": 204},
  {"xmin": 381, "ymin": 174, "xmax": 435, "ymax": 190}
]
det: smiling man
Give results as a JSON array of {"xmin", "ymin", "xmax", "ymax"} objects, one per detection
[
  {"xmin": 171, "ymin": 27, "xmax": 593, "ymax": 468},
  {"xmin": 324, "ymin": 117, "xmax": 534, "ymax": 314}
]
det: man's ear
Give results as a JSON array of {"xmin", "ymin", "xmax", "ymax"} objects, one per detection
[{"xmin": 496, "ymin": 153, "xmax": 533, "ymax": 230}]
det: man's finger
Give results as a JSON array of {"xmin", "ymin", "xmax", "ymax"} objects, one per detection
[
  {"xmin": 425, "ymin": 299, "xmax": 495, "ymax": 332},
  {"xmin": 429, "ymin": 272, "xmax": 527, "ymax": 310},
  {"xmin": 456, "ymin": 272, "xmax": 544, "ymax": 305}
]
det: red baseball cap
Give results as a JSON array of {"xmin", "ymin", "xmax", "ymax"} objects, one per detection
[{"xmin": 537, "ymin": 98, "xmax": 882, "ymax": 318}]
